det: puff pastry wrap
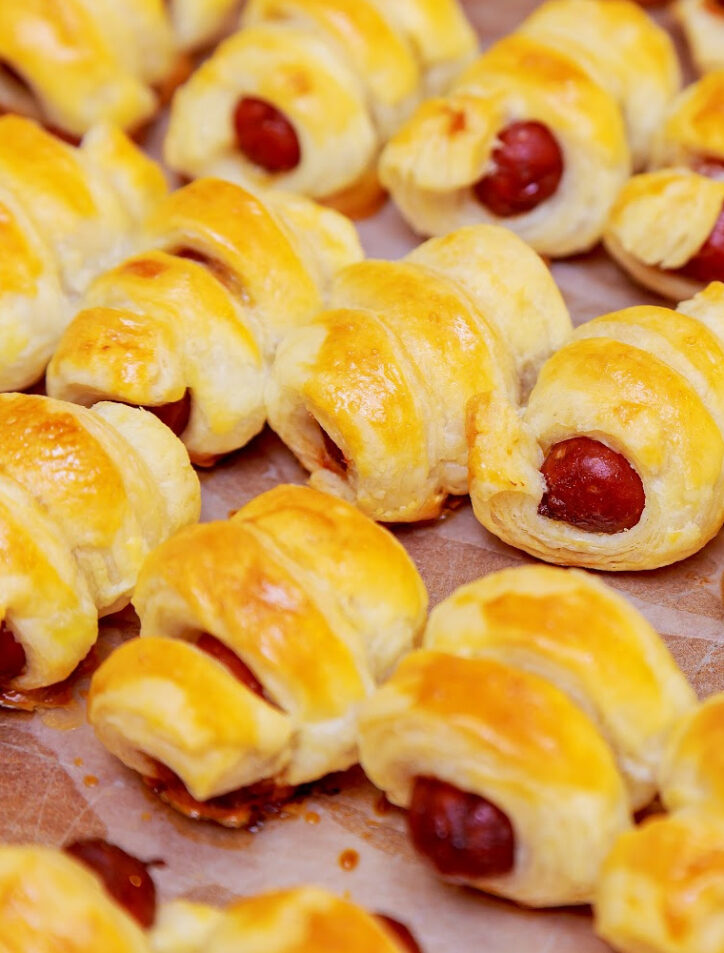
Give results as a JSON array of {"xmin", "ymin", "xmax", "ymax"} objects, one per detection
[
  {"xmin": 605, "ymin": 74, "xmax": 724, "ymax": 299},
  {"xmin": 151, "ymin": 889, "xmax": 422, "ymax": 953},
  {"xmin": 0, "ymin": 393, "xmax": 200, "ymax": 708},
  {"xmin": 88, "ymin": 484, "xmax": 427, "ymax": 825},
  {"xmin": 358, "ymin": 565, "xmax": 695, "ymax": 907},
  {"xmin": 0, "ymin": 0, "xmax": 238, "ymax": 139},
  {"xmin": 595, "ymin": 693, "xmax": 724, "ymax": 953},
  {"xmin": 0, "ymin": 115, "xmax": 166, "ymax": 392},
  {"xmin": 378, "ymin": 0, "xmax": 680, "ymax": 255},
  {"xmin": 0, "ymin": 845, "xmax": 150, "ymax": 953},
  {"xmin": 164, "ymin": 0, "xmax": 477, "ymax": 215},
  {"xmin": 266, "ymin": 224, "xmax": 571, "ymax": 523},
  {"xmin": 468, "ymin": 284, "xmax": 724, "ymax": 570},
  {"xmin": 675, "ymin": 0, "xmax": 724, "ymax": 74},
  {"xmin": 46, "ymin": 177, "xmax": 362, "ymax": 466}
]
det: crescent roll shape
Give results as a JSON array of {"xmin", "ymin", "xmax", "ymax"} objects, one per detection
[
  {"xmin": 267, "ymin": 225, "xmax": 571, "ymax": 522},
  {"xmin": 164, "ymin": 0, "xmax": 476, "ymax": 212},
  {"xmin": 150, "ymin": 889, "xmax": 421, "ymax": 953},
  {"xmin": 658, "ymin": 692, "xmax": 724, "ymax": 812},
  {"xmin": 594, "ymin": 810, "xmax": 724, "ymax": 953},
  {"xmin": 604, "ymin": 169, "xmax": 724, "ymax": 300},
  {"xmin": 651, "ymin": 72, "xmax": 724, "ymax": 177},
  {"xmin": 516, "ymin": 0, "xmax": 680, "ymax": 170},
  {"xmin": 468, "ymin": 299, "xmax": 724, "ymax": 570},
  {"xmin": 424, "ymin": 566, "xmax": 696, "ymax": 810},
  {"xmin": 358, "ymin": 649, "xmax": 631, "ymax": 907},
  {"xmin": 379, "ymin": 0, "xmax": 677, "ymax": 253},
  {"xmin": 46, "ymin": 178, "xmax": 362, "ymax": 465},
  {"xmin": 675, "ymin": 0, "xmax": 724, "ymax": 74},
  {"xmin": 0, "ymin": 117, "xmax": 167, "ymax": 392},
  {"xmin": 0, "ymin": 393, "xmax": 200, "ymax": 705},
  {"xmin": 0, "ymin": 846, "xmax": 150, "ymax": 953},
  {"xmin": 88, "ymin": 484, "xmax": 427, "ymax": 822}
]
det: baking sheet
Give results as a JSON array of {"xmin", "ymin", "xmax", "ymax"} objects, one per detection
[{"xmin": 1, "ymin": 3, "xmax": 722, "ymax": 951}]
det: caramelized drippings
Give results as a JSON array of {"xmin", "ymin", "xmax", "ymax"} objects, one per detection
[
  {"xmin": 376, "ymin": 914, "xmax": 424, "ymax": 953},
  {"xmin": 408, "ymin": 777, "xmax": 515, "ymax": 879},
  {"xmin": 338, "ymin": 848, "xmax": 359, "ymax": 871},
  {"xmin": 143, "ymin": 760, "xmax": 295, "ymax": 829},
  {"xmin": 64, "ymin": 839, "xmax": 157, "ymax": 928},
  {"xmin": 0, "ymin": 647, "xmax": 97, "ymax": 712}
]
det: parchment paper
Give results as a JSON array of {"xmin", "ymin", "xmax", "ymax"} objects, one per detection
[{"xmin": 1, "ymin": 4, "xmax": 721, "ymax": 952}]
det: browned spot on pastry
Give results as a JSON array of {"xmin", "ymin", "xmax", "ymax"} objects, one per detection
[
  {"xmin": 155, "ymin": 53, "xmax": 193, "ymax": 107},
  {"xmin": 376, "ymin": 915, "xmax": 424, "ymax": 953},
  {"xmin": 473, "ymin": 120, "xmax": 564, "ymax": 217},
  {"xmin": 538, "ymin": 436, "xmax": 645, "ymax": 533},
  {"xmin": 143, "ymin": 760, "xmax": 296, "ymax": 829},
  {"xmin": 233, "ymin": 96, "xmax": 301, "ymax": 173},
  {"xmin": 121, "ymin": 258, "xmax": 169, "ymax": 280},
  {"xmin": 195, "ymin": 632, "xmax": 278, "ymax": 707},
  {"xmin": 170, "ymin": 246, "xmax": 248, "ymax": 301},
  {"xmin": 448, "ymin": 108, "xmax": 467, "ymax": 135},
  {"xmin": 408, "ymin": 776, "xmax": 515, "ymax": 879},
  {"xmin": 64, "ymin": 838, "xmax": 158, "ymax": 928},
  {"xmin": 705, "ymin": 0, "xmax": 724, "ymax": 14},
  {"xmin": 0, "ymin": 647, "xmax": 98, "ymax": 712},
  {"xmin": 677, "ymin": 204, "xmax": 724, "ymax": 283}
]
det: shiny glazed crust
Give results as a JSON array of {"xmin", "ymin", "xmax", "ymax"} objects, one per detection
[
  {"xmin": 150, "ymin": 889, "xmax": 413, "ymax": 953},
  {"xmin": 46, "ymin": 178, "xmax": 362, "ymax": 464},
  {"xmin": 0, "ymin": 116, "xmax": 167, "ymax": 392},
  {"xmin": 164, "ymin": 0, "xmax": 476, "ymax": 202},
  {"xmin": 424, "ymin": 566, "xmax": 696, "ymax": 810},
  {"xmin": 594, "ymin": 810, "xmax": 724, "ymax": 953},
  {"xmin": 88, "ymin": 484, "xmax": 427, "ymax": 802},
  {"xmin": 0, "ymin": 847, "xmax": 149, "ymax": 953},
  {"xmin": 468, "ymin": 294, "xmax": 724, "ymax": 570},
  {"xmin": 651, "ymin": 72, "xmax": 724, "ymax": 172},
  {"xmin": 378, "ymin": 0, "xmax": 680, "ymax": 253},
  {"xmin": 675, "ymin": 0, "xmax": 724, "ymax": 74},
  {"xmin": 358, "ymin": 647, "xmax": 631, "ymax": 907},
  {"xmin": 659, "ymin": 692, "xmax": 724, "ymax": 812},
  {"xmin": 603, "ymin": 170, "xmax": 724, "ymax": 300},
  {"xmin": 0, "ymin": 394, "xmax": 200, "ymax": 693},
  {"xmin": 266, "ymin": 224, "xmax": 571, "ymax": 522}
]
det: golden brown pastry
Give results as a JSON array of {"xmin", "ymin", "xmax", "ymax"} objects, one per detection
[
  {"xmin": 150, "ymin": 889, "xmax": 423, "ymax": 953},
  {"xmin": 0, "ymin": 841, "xmax": 155, "ymax": 953},
  {"xmin": 0, "ymin": 115, "xmax": 167, "ymax": 392},
  {"xmin": 595, "ymin": 809, "xmax": 724, "ymax": 953},
  {"xmin": 467, "ymin": 295, "xmax": 724, "ymax": 570},
  {"xmin": 358, "ymin": 564, "xmax": 694, "ymax": 907},
  {"xmin": 604, "ymin": 169, "xmax": 724, "ymax": 300},
  {"xmin": 267, "ymin": 225, "xmax": 571, "ymax": 522},
  {"xmin": 595, "ymin": 695, "xmax": 724, "ymax": 953},
  {"xmin": 0, "ymin": 1, "xmax": 238, "ymax": 139},
  {"xmin": 0, "ymin": 393, "xmax": 200, "ymax": 709},
  {"xmin": 675, "ymin": 0, "xmax": 724, "ymax": 74},
  {"xmin": 164, "ymin": 0, "xmax": 477, "ymax": 215},
  {"xmin": 379, "ymin": 0, "xmax": 679, "ymax": 253},
  {"xmin": 650, "ymin": 72, "xmax": 724, "ymax": 177},
  {"xmin": 659, "ymin": 692, "xmax": 724, "ymax": 812},
  {"xmin": 46, "ymin": 178, "xmax": 362, "ymax": 465},
  {"xmin": 88, "ymin": 484, "xmax": 427, "ymax": 826}
]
